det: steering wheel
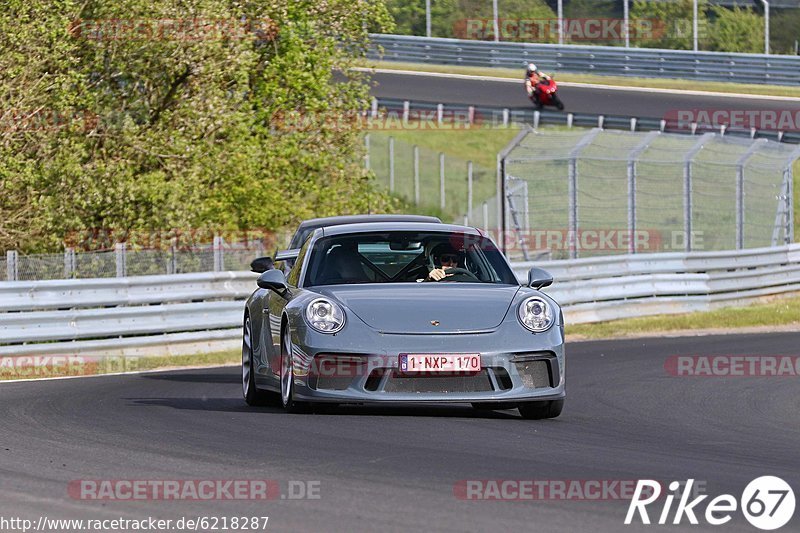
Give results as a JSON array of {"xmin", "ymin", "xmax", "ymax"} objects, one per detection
[{"xmin": 438, "ymin": 267, "xmax": 480, "ymax": 282}]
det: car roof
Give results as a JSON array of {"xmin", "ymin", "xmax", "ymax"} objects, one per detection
[
  {"xmin": 289, "ymin": 214, "xmax": 442, "ymax": 248},
  {"xmin": 297, "ymin": 214, "xmax": 440, "ymax": 231},
  {"xmin": 316, "ymin": 221, "xmax": 482, "ymax": 237}
]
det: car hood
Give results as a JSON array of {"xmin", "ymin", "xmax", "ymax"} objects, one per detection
[{"xmin": 314, "ymin": 284, "xmax": 521, "ymax": 334}]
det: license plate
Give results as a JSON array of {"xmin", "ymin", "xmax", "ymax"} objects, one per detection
[{"xmin": 398, "ymin": 354, "xmax": 481, "ymax": 373}]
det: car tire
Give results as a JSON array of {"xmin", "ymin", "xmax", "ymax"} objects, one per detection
[
  {"xmin": 242, "ymin": 316, "xmax": 276, "ymax": 406},
  {"xmin": 518, "ymin": 399, "xmax": 564, "ymax": 420},
  {"xmin": 281, "ymin": 327, "xmax": 310, "ymax": 414}
]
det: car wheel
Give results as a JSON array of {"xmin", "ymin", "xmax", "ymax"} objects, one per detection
[
  {"xmin": 281, "ymin": 327, "xmax": 309, "ymax": 414},
  {"xmin": 518, "ymin": 399, "xmax": 564, "ymax": 420},
  {"xmin": 242, "ymin": 316, "xmax": 274, "ymax": 406}
]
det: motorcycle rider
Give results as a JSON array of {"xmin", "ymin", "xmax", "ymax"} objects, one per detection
[{"xmin": 525, "ymin": 63, "xmax": 551, "ymax": 102}]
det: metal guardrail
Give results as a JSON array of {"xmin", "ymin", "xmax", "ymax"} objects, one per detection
[
  {"xmin": 0, "ymin": 272, "xmax": 254, "ymax": 357},
  {"xmin": 372, "ymin": 97, "xmax": 800, "ymax": 144},
  {"xmin": 370, "ymin": 34, "xmax": 800, "ymax": 87},
  {"xmin": 1, "ymin": 245, "xmax": 798, "ymax": 358},
  {"xmin": 512, "ymin": 243, "xmax": 800, "ymax": 323}
]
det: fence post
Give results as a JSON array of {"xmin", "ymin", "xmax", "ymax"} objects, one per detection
[
  {"xmin": 482, "ymin": 202, "xmax": 489, "ymax": 233},
  {"xmin": 169, "ymin": 238, "xmax": 178, "ymax": 275},
  {"xmin": 389, "ymin": 136, "xmax": 395, "ymax": 193},
  {"xmin": 64, "ymin": 247, "xmax": 76, "ymax": 278},
  {"xmin": 6, "ymin": 250, "xmax": 18, "ymax": 281},
  {"xmin": 683, "ymin": 133, "xmax": 714, "ymax": 252},
  {"xmin": 467, "ymin": 161, "xmax": 473, "ymax": 225},
  {"xmin": 789, "ymin": 164, "xmax": 795, "ymax": 244},
  {"xmin": 439, "ymin": 152, "xmax": 445, "ymax": 210},
  {"xmin": 413, "ymin": 145, "xmax": 420, "ymax": 205},
  {"xmin": 115, "ymin": 243, "xmax": 127, "ymax": 277},
  {"xmin": 567, "ymin": 129, "xmax": 603, "ymax": 259},
  {"xmin": 364, "ymin": 133, "xmax": 370, "ymax": 170},
  {"xmin": 736, "ymin": 139, "xmax": 768, "ymax": 249},
  {"xmin": 213, "ymin": 235, "xmax": 223, "ymax": 272},
  {"xmin": 627, "ymin": 131, "xmax": 660, "ymax": 254}
]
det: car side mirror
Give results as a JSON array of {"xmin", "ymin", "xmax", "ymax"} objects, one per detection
[
  {"xmin": 527, "ymin": 267, "xmax": 553, "ymax": 289},
  {"xmin": 257, "ymin": 269, "xmax": 288, "ymax": 293},
  {"xmin": 250, "ymin": 256, "xmax": 274, "ymax": 273}
]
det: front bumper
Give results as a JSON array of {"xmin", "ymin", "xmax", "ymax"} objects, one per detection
[{"xmin": 289, "ymin": 321, "xmax": 565, "ymax": 404}]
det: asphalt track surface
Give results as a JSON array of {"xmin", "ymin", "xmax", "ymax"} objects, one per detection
[
  {"xmin": 367, "ymin": 70, "xmax": 800, "ymax": 120},
  {"xmin": 1, "ymin": 332, "xmax": 798, "ymax": 532}
]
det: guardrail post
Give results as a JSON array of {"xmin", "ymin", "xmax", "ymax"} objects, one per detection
[
  {"xmin": 64, "ymin": 248, "xmax": 76, "ymax": 278},
  {"xmin": 388, "ymin": 136, "xmax": 395, "ymax": 193},
  {"xmin": 630, "ymin": 117, "xmax": 637, "ymax": 132},
  {"xmin": 467, "ymin": 106, "xmax": 475, "ymax": 126},
  {"xmin": 402, "ymin": 101, "xmax": 410, "ymax": 123},
  {"xmin": 364, "ymin": 134, "xmax": 370, "ymax": 170},
  {"xmin": 439, "ymin": 152, "xmax": 445, "ymax": 210},
  {"xmin": 598, "ymin": 115, "xmax": 604, "ymax": 129},
  {"xmin": 483, "ymin": 201, "xmax": 489, "ymax": 233},
  {"xmin": 213, "ymin": 235, "xmax": 224, "ymax": 272},
  {"xmin": 413, "ymin": 145, "xmax": 420, "ymax": 205},
  {"xmin": 567, "ymin": 113, "xmax": 574, "ymax": 128},
  {"xmin": 533, "ymin": 111, "xmax": 540, "ymax": 129},
  {"xmin": 467, "ymin": 160, "xmax": 473, "ymax": 224},
  {"xmin": 115, "ymin": 243, "xmax": 127, "ymax": 277},
  {"xmin": 437, "ymin": 104, "xmax": 443, "ymax": 126},
  {"xmin": 502, "ymin": 108, "xmax": 509, "ymax": 127},
  {"xmin": 6, "ymin": 250, "xmax": 18, "ymax": 281},
  {"xmin": 370, "ymin": 97, "xmax": 378, "ymax": 119}
]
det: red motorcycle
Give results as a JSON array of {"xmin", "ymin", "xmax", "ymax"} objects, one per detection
[{"xmin": 530, "ymin": 77, "xmax": 564, "ymax": 111}]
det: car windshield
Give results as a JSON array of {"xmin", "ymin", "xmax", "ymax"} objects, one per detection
[{"xmin": 303, "ymin": 231, "xmax": 518, "ymax": 286}]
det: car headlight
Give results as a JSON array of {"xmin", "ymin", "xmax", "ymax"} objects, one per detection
[
  {"xmin": 518, "ymin": 297, "xmax": 554, "ymax": 332},
  {"xmin": 305, "ymin": 298, "xmax": 345, "ymax": 333}
]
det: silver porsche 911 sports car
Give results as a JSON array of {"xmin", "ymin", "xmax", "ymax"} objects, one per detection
[{"xmin": 242, "ymin": 221, "xmax": 565, "ymax": 419}]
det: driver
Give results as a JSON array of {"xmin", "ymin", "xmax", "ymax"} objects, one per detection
[{"xmin": 426, "ymin": 242, "xmax": 463, "ymax": 281}]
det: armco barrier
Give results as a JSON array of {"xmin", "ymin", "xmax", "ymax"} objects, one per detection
[
  {"xmin": 370, "ymin": 34, "xmax": 800, "ymax": 87},
  {"xmin": 1, "ymin": 244, "xmax": 798, "ymax": 357}
]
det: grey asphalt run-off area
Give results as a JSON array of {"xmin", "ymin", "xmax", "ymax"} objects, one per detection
[
  {"xmin": 0, "ymin": 332, "xmax": 797, "ymax": 532},
  {"xmin": 366, "ymin": 70, "xmax": 800, "ymax": 120}
]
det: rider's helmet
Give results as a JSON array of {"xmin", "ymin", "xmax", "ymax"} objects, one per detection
[{"xmin": 526, "ymin": 63, "xmax": 538, "ymax": 76}]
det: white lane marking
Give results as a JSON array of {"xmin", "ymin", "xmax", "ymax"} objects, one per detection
[
  {"xmin": 354, "ymin": 67, "xmax": 800, "ymax": 103},
  {"xmin": 0, "ymin": 363, "xmax": 239, "ymax": 384}
]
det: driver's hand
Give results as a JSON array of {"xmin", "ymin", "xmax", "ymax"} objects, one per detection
[{"xmin": 427, "ymin": 267, "xmax": 452, "ymax": 281}]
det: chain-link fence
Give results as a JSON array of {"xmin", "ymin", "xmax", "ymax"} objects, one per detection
[
  {"xmin": 365, "ymin": 132, "xmax": 499, "ymax": 227},
  {"xmin": 495, "ymin": 128, "xmax": 798, "ymax": 260},
  {"xmin": 3, "ymin": 238, "xmax": 272, "ymax": 282}
]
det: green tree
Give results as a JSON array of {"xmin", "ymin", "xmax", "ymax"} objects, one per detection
[
  {"xmin": 707, "ymin": 5, "xmax": 764, "ymax": 53},
  {"xmin": 0, "ymin": 0, "xmax": 396, "ymax": 253},
  {"xmin": 631, "ymin": 0, "xmax": 709, "ymax": 50}
]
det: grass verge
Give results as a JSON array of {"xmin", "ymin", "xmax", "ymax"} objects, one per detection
[
  {"xmin": 360, "ymin": 60, "xmax": 800, "ymax": 98},
  {"xmin": 566, "ymin": 296, "xmax": 800, "ymax": 340},
  {"xmin": 0, "ymin": 350, "xmax": 240, "ymax": 381}
]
